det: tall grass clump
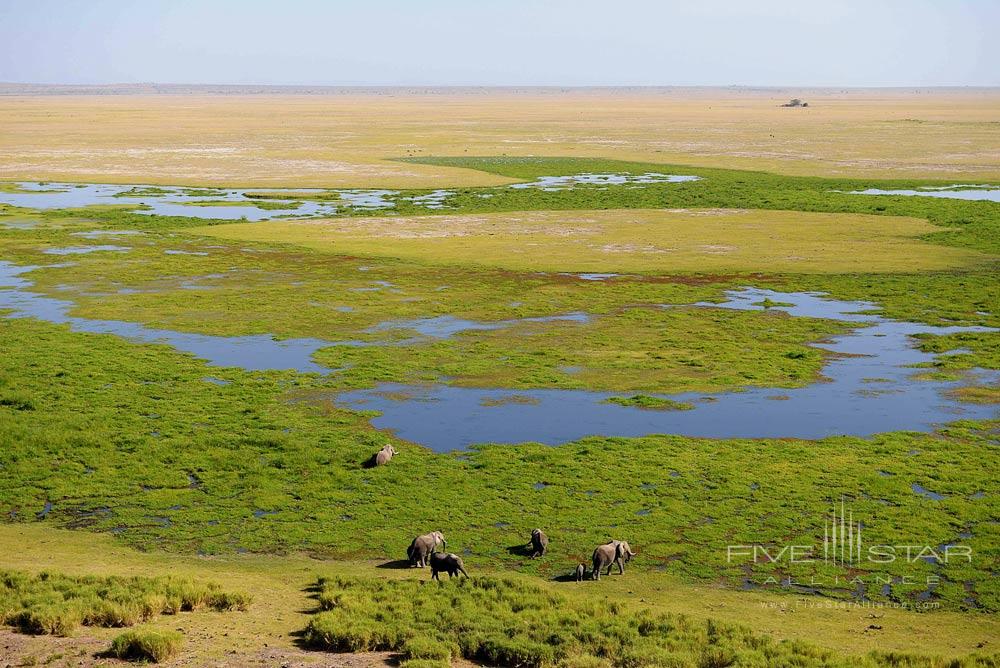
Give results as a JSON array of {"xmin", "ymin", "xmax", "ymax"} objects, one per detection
[
  {"xmin": 304, "ymin": 576, "xmax": 1000, "ymax": 668},
  {"xmin": 109, "ymin": 628, "xmax": 184, "ymax": 663},
  {"xmin": 0, "ymin": 569, "xmax": 250, "ymax": 636}
]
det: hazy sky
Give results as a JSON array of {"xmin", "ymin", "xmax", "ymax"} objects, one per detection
[{"xmin": 1, "ymin": 0, "xmax": 996, "ymax": 87}]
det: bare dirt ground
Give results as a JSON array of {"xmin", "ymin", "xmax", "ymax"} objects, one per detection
[
  {"xmin": 0, "ymin": 629, "xmax": 397, "ymax": 668},
  {"xmin": 1, "ymin": 88, "xmax": 998, "ymax": 187}
]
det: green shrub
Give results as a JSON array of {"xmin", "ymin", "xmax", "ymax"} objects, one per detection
[
  {"xmin": 304, "ymin": 614, "xmax": 404, "ymax": 652},
  {"xmin": 109, "ymin": 628, "xmax": 183, "ymax": 663},
  {"xmin": 698, "ymin": 647, "xmax": 736, "ymax": 668},
  {"xmin": 0, "ymin": 569, "xmax": 249, "ymax": 636},
  {"xmin": 206, "ymin": 589, "xmax": 253, "ymax": 611},
  {"xmin": 399, "ymin": 661, "xmax": 450, "ymax": 668},
  {"xmin": 172, "ymin": 580, "xmax": 209, "ymax": 611},
  {"xmin": 403, "ymin": 636, "xmax": 453, "ymax": 661},
  {"xmin": 9, "ymin": 604, "xmax": 83, "ymax": 636},
  {"xmin": 477, "ymin": 636, "xmax": 555, "ymax": 668},
  {"xmin": 559, "ymin": 655, "xmax": 613, "ymax": 668},
  {"xmin": 302, "ymin": 576, "xmax": 1000, "ymax": 668}
]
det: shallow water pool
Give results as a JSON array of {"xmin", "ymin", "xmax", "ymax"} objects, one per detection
[
  {"xmin": 339, "ymin": 288, "xmax": 999, "ymax": 451},
  {"xmin": 850, "ymin": 186, "xmax": 1000, "ymax": 202}
]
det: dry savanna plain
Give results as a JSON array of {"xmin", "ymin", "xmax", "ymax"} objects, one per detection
[
  {"xmin": 0, "ymin": 87, "xmax": 999, "ymax": 667},
  {"xmin": 2, "ymin": 87, "xmax": 1000, "ymax": 186}
]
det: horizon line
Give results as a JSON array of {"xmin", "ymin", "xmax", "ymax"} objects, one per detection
[{"xmin": 3, "ymin": 82, "xmax": 999, "ymax": 92}]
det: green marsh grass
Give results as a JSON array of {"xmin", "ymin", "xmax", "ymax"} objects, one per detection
[
  {"xmin": 0, "ymin": 158, "xmax": 997, "ymax": 617},
  {"xmin": 0, "ymin": 569, "xmax": 250, "ymax": 636},
  {"xmin": 0, "ymin": 316, "xmax": 996, "ymax": 610},
  {"xmin": 601, "ymin": 395, "xmax": 695, "ymax": 410},
  {"xmin": 304, "ymin": 576, "xmax": 1000, "ymax": 667}
]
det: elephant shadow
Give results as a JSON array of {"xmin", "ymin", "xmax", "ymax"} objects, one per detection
[
  {"xmin": 376, "ymin": 559, "xmax": 413, "ymax": 570},
  {"xmin": 505, "ymin": 543, "xmax": 534, "ymax": 557},
  {"xmin": 551, "ymin": 573, "xmax": 582, "ymax": 583}
]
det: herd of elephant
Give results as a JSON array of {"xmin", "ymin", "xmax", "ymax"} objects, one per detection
[
  {"xmin": 372, "ymin": 446, "xmax": 637, "ymax": 581},
  {"xmin": 406, "ymin": 529, "xmax": 637, "ymax": 581}
]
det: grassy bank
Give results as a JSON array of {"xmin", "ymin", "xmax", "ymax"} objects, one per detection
[{"xmin": 0, "ymin": 524, "xmax": 997, "ymax": 663}]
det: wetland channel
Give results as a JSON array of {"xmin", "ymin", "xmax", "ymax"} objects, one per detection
[{"xmin": 1, "ymin": 261, "xmax": 995, "ymax": 451}]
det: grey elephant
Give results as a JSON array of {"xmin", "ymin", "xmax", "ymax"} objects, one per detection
[
  {"xmin": 574, "ymin": 563, "xmax": 586, "ymax": 582},
  {"xmin": 591, "ymin": 540, "xmax": 635, "ymax": 580},
  {"xmin": 369, "ymin": 444, "xmax": 397, "ymax": 467},
  {"xmin": 529, "ymin": 528, "xmax": 549, "ymax": 558},
  {"xmin": 407, "ymin": 531, "xmax": 446, "ymax": 567},
  {"xmin": 429, "ymin": 552, "xmax": 468, "ymax": 580}
]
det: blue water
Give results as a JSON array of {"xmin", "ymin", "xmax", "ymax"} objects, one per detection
[
  {"xmin": 0, "ymin": 182, "xmax": 395, "ymax": 221},
  {"xmin": 367, "ymin": 312, "xmax": 590, "ymax": 338},
  {"xmin": 43, "ymin": 245, "xmax": 131, "ymax": 255},
  {"xmin": 850, "ymin": 186, "xmax": 1000, "ymax": 202},
  {"xmin": 0, "ymin": 262, "xmax": 589, "ymax": 373},
  {"xmin": 0, "ymin": 173, "xmax": 702, "ymax": 221},
  {"xmin": 0, "ymin": 261, "xmax": 340, "ymax": 372},
  {"xmin": 339, "ymin": 288, "xmax": 999, "ymax": 451},
  {"xmin": 509, "ymin": 173, "xmax": 699, "ymax": 191},
  {"xmin": 911, "ymin": 483, "xmax": 948, "ymax": 501}
]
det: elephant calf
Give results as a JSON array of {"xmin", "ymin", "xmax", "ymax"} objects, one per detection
[
  {"xmin": 430, "ymin": 552, "xmax": 469, "ymax": 580},
  {"xmin": 591, "ymin": 540, "xmax": 636, "ymax": 580},
  {"xmin": 529, "ymin": 528, "xmax": 549, "ymax": 558},
  {"xmin": 407, "ymin": 531, "xmax": 446, "ymax": 567},
  {"xmin": 369, "ymin": 444, "xmax": 397, "ymax": 467},
  {"xmin": 575, "ymin": 563, "xmax": 586, "ymax": 582}
]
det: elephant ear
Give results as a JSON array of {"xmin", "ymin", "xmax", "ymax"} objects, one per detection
[{"xmin": 616, "ymin": 542, "xmax": 625, "ymax": 560}]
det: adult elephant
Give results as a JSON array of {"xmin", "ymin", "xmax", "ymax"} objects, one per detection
[
  {"xmin": 529, "ymin": 528, "xmax": 549, "ymax": 558},
  {"xmin": 591, "ymin": 540, "xmax": 635, "ymax": 580},
  {"xmin": 369, "ymin": 444, "xmax": 397, "ymax": 467},
  {"xmin": 429, "ymin": 552, "xmax": 469, "ymax": 580},
  {"xmin": 407, "ymin": 531, "xmax": 446, "ymax": 567}
]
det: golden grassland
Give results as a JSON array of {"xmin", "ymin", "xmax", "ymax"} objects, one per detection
[
  {"xmin": 192, "ymin": 208, "xmax": 993, "ymax": 274},
  {"xmin": 1, "ymin": 524, "xmax": 996, "ymax": 665},
  {"xmin": 1, "ymin": 89, "xmax": 999, "ymax": 187}
]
